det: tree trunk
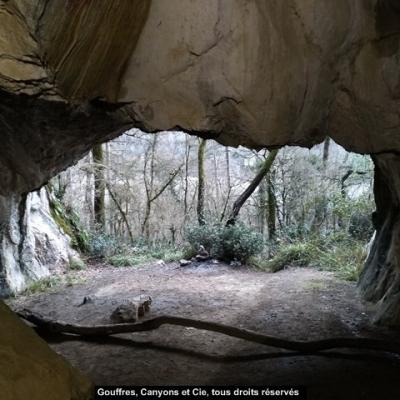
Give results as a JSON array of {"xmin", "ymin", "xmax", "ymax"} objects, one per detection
[
  {"xmin": 258, "ymin": 179, "xmax": 266, "ymax": 235},
  {"xmin": 267, "ymin": 174, "xmax": 276, "ymax": 240},
  {"xmin": 220, "ymin": 147, "xmax": 232, "ymax": 222},
  {"xmin": 322, "ymin": 137, "xmax": 330, "ymax": 166},
  {"xmin": 227, "ymin": 149, "xmax": 278, "ymax": 226},
  {"xmin": 142, "ymin": 135, "xmax": 158, "ymax": 238},
  {"xmin": 92, "ymin": 144, "xmax": 106, "ymax": 230},
  {"xmin": 106, "ymin": 183, "xmax": 134, "ymax": 244},
  {"xmin": 197, "ymin": 138, "xmax": 207, "ymax": 225},
  {"xmin": 183, "ymin": 136, "xmax": 191, "ymax": 226}
]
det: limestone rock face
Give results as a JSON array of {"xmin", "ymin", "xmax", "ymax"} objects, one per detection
[
  {"xmin": 0, "ymin": 188, "xmax": 79, "ymax": 296},
  {"xmin": 359, "ymin": 154, "xmax": 400, "ymax": 327},
  {"xmin": 0, "ymin": 301, "xmax": 92, "ymax": 400}
]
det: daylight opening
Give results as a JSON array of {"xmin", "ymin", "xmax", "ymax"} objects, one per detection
[{"xmin": 51, "ymin": 131, "xmax": 375, "ymax": 280}]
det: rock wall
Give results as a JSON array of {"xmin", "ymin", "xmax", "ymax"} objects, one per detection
[
  {"xmin": 359, "ymin": 154, "xmax": 400, "ymax": 327},
  {"xmin": 0, "ymin": 188, "xmax": 79, "ymax": 297}
]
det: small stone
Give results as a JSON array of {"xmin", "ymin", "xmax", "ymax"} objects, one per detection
[
  {"xmin": 229, "ymin": 260, "xmax": 241, "ymax": 267},
  {"xmin": 77, "ymin": 296, "xmax": 93, "ymax": 307},
  {"xmin": 110, "ymin": 302, "xmax": 137, "ymax": 323}
]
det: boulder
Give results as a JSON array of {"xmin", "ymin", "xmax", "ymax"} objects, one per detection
[{"xmin": 0, "ymin": 301, "xmax": 92, "ymax": 400}]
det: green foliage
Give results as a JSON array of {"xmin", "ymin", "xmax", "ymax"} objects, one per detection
[
  {"xmin": 279, "ymin": 225, "xmax": 310, "ymax": 242},
  {"xmin": 264, "ymin": 233, "xmax": 367, "ymax": 281},
  {"xmin": 149, "ymin": 245, "xmax": 186, "ymax": 262},
  {"xmin": 48, "ymin": 191, "xmax": 90, "ymax": 253},
  {"xmin": 23, "ymin": 276, "xmax": 63, "ymax": 294},
  {"xmin": 68, "ymin": 257, "xmax": 86, "ymax": 271},
  {"xmin": 106, "ymin": 242, "xmax": 187, "ymax": 267},
  {"xmin": 331, "ymin": 193, "xmax": 374, "ymax": 227},
  {"xmin": 348, "ymin": 212, "xmax": 374, "ymax": 241},
  {"xmin": 311, "ymin": 238, "xmax": 366, "ymax": 281},
  {"xmin": 88, "ymin": 232, "xmax": 119, "ymax": 258},
  {"xmin": 107, "ymin": 254, "xmax": 152, "ymax": 267},
  {"xmin": 264, "ymin": 242, "xmax": 318, "ymax": 272},
  {"xmin": 186, "ymin": 222, "xmax": 264, "ymax": 263},
  {"xmin": 186, "ymin": 222, "xmax": 223, "ymax": 256},
  {"xmin": 218, "ymin": 223, "xmax": 264, "ymax": 262},
  {"xmin": 23, "ymin": 273, "xmax": 88, "ymax": 295}
]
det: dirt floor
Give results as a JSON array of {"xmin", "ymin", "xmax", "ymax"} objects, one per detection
[{"xmin": 8, "ymin": 261, "xmax": 400, "ymax": 400}]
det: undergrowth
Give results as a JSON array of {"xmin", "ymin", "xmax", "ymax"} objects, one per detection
[
  {"xmin": 253, "ymin": 234, "xmax": 367, "ymax": 281},
  {"xmin": 23, "ymin": 274, "xmax": 86, "ymax": 295},
  {"xmin": 68, "ymin": 257, "xmax": 86, "ymax": 271},
  {"xmin": 105, "ymin": 244, "xmax": 190, "ymax": 268},
  {"xmin": 186, "ymin": 222, "xmax": 264, "ymax": 262}
]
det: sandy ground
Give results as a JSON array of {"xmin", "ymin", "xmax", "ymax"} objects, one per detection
[{"xmin": 9, "ymin": 262, "xmax": 400, "ymax": 400}]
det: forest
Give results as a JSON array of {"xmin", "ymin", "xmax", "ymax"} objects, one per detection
[{"xmin": 45, "ymin": 130, "xmax": 374, "ymax": 284}]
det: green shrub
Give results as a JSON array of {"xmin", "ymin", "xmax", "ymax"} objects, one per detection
[
  {"xmin": 23, "ymin": 276, "xmax": 63, "ymax": 294},
  {"xmin": 311, "ymin": 239, "xmax": 366, "ymax": 281},
  {"xmin": 23, "ymin": 273, "xmax": 87, "ymax": 294},
  {"xmin": 186, "ymin": 222, "xmax": 223, "ymax": 256},
  {"xmin": 265, "ymin": 242, "xmax": 318, "ymax": 272},
  {"xmin": 186, "ymin": 222, "xmax": 264, "ymax": 263},
  {"xmin": 107, "ymin": 254, "xmax": 153, "ymax": 267},
  {"xmin": 149, "ymin": 245, "xmax": 186, "ymax": 262},
  {"xmin": 68, "ymin": 257, "xmax": 86, "ymax": 270},
  {"xmin": 88, "ymin": 232, "xmax": 119, "ymax": 258},
  {"xmin": 218, "ymin": 223, "xmax": 264, "ymax": 262},
  {"xmin": 348, "ymin": 212, "xmax": 374, "ymax": 241},
  {"xmin": 265, "ymin": 234, "xmax": 367, "ymax": 281},
  {"xmin": 104, "ymin": 241, "xmax": 195, "ymax": 267}
]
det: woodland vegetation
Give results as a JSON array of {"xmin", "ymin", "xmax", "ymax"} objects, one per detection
[{"xmin": 50, "ymin": 130, "xmax": 374, "ymax": 282}]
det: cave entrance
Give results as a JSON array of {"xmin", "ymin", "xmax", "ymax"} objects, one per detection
[{"xmin": 8, "ymin": 132, "xmax": 400, "ymax": 398}]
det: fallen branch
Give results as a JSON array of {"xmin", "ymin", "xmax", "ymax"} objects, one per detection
[
  {"xmin": 17, "ymin": 309, "xmax": 400, "ymax": 355},
  {"xmin": 34, "ymin": 328, "xmax": 400, "ymax": 365}
]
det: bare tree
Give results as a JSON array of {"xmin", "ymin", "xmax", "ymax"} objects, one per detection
[
  {"xmin": 267, "ymin": 174, "xmax": 277, "ymax": 240},
  {"xmin": 183, "ymin": 136, "xmax": 191, "ymax": 224},
  {"xmin": 227, "ymin": 149, "xmax": 279, "ymax": 226},
  {"xmin": 106, "ymin": 183, "xmax": 134, "ymax": 244},
  {"xmin": 92, "ymin": 144, "xmax": 106, "ymax": 230},
  {"xmin": 220, "ymin": 147, "xmax": 233, "ymax": 221},
  {"xmin": 197, "ymin": 138, "xmax": 207, "ymax": 225},
  {"xmin": 141, "ymin": 135, "xmax": 183, "ymax": 238}
]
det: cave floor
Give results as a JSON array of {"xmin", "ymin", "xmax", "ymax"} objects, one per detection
[{"xmin": 9, "ymin": 262, "xmax": 400, "ymax": 400}]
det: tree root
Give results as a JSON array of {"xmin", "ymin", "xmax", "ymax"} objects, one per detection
[{"xmin": 17, "ymin": 308, "xmax": 400, "ymax": 355}]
